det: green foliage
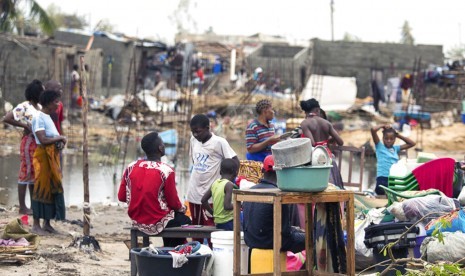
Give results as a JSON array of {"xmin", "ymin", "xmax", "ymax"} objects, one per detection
[
  {"xmin": 401, "ymin": 20, "xmax": 415, "ymax": 45},
  {"xmin": 0, "ymin": 0, "xmax": 56, "ymax": 35},
  {"xmin": 46, "ymin": 4, "xmax": 87, "ymax": 30},
  {"xmin": 342, "ymin": 32, "xmax": 361, "ymax": 42},
  {"xmin": 446, "ymin": 45, "xmax": 465, "ymax": 60},
  {"xmin": 404, "ymin": 263, "xmax": 465, "ymax": 275}
]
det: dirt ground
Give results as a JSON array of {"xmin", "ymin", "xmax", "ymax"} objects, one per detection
[
  {"xmin": 0, "ymin": 204, "xmax": 151, "ymax": 276},
  {"xmin": 1, "ymin": 113, "xmax": 465, "ymax": 275}
]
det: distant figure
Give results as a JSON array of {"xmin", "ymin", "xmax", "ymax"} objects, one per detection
[
  {"xmin": 243, "ymin": 155, "xmax": 305, "ymax": 253},
  {"xmin": 371, "ymin": 124, "xmax": 416, "ymax": 195},
  {"xmin": 201, "ymin": 158, "xmax": 238, "ymax": 231},
  {"xmin": 118, "ymin": 132, "xmax": 191, "ymax": 246},
  {"xmin": 31, "ymin": 90, "xmax": 67, "ymax": 235},
  {"xmin": 245, "ymin": 99, "xmax": 281, "ymax": 162},
  {"xmin": 2, "ymin": 80, "xmax": 44, "ymax": 215},
  {"xmin": 70, "ymin": 64, "xmax": 80, "ymax": 108},
  {"xmin": 187, "ymin": 114, "xmax": 239, "ymax": 240}
]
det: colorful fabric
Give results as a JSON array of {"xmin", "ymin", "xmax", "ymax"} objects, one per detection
[
  {"xmin": 18, "ymin": 134, "xmax": 37, "ymax": 184},
  {"xmin": 375, "ymin": 142, "xmax": 400, "ymax": 177},
  {"xmin": 413, "ymin": 157, "xmax": 455, "ymax": 197},
  {"xmin": 32, "ymin": 145, "xmax": 62, "ymax": 204},
  {"xmin": 211, "ymin": 179, "xmax": 234, "ymax": 224},
  {"xmin": 245, "ymin": 119, "xmax": 275, "ymax": 161},
  {"xmin": 12, "ymin": 101, "xmax": 40, "ymax": 125},
  {"xmin": 118, "ymin": 160, "xmax": 183, "ymax": 235},
  {"xmin": 187, "ymin": 134, "xmax": 237, "ymax": 204}
]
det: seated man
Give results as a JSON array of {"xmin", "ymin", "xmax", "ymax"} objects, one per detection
[
  {"xmin": 242, "ymin": 155, "xmax": 305, "ymax": 253},
  {"xmin": 118, "ymin": 132, "xmax": 191, "ymax": 247}
]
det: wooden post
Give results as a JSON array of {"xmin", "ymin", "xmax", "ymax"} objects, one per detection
[{"xmin": 79, "ymin": 56, "xmax": 90, "ymax": 237}]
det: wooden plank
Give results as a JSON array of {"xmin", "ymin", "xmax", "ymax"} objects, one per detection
[
  {"xmin": 236, "ymin": 194, "xmax": 275, "ymax": 203},
  {"xmin": 233, "ymin": 193, "xmax": 241, "ymax": 276},
  {"xmin": 346, "ymin": 194, "xmax": 355, "ymax": 276},
  {"xmin": 305, "ymin": 203, "xmax": 312, "ymax": 274},
  {"xmin": 273, "ymin": 196, "xmax": 283, "ymax": 275}
]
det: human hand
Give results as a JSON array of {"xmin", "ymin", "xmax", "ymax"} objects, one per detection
[{"xmin": 268, "ymin": 134, "xmax": 281, "ymax": 144}]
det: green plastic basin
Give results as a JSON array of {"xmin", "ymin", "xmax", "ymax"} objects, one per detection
[{"xmin": 276, "ymin": 165, "xmax": 331, "ymax": 192}]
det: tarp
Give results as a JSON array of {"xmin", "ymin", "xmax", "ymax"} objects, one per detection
[{"xmin": 300, "ymin": 75, "xmax": 357, "ymax": 111}]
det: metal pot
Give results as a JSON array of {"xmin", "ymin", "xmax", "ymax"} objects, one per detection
[
  {"xmin": 271, "ymin": 138, "xmax": 312, "ymax": 169},
  {"xmin": 311, "ymin": 145, "xmax": 331, "ymax": 166}
]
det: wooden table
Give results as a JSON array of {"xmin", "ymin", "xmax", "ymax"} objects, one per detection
[{"xmin": 233, "ymin": 188, "xmax": 355, "ymax": 276}]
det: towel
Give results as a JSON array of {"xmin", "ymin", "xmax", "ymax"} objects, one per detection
[{"xmin": 169, "ymin": 251, "xmax": 188, "ymax": 268}]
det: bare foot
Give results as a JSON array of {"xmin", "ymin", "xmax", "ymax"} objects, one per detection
[
  {"xmin": 19, "ymin": 208, "xmax": 33, "ymax": 215},
  {"xmin": 31, "ymin": 226, "xmax": 49, "ymax": 236},
  {"xmin": 42, "ymin": 224, "xmax": 57, "ymax": 234}
]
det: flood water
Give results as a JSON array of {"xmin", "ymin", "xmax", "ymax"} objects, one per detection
[{"xmin": 0, "ymin": 140, "xmax": 377, "ymax": 208}]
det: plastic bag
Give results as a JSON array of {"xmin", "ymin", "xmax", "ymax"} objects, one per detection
[
  {"xmin": 421, "ymin": 232, "xmax": 465, "ymax": 262},
  {"xmin": 400, "ymin": 195, "xmax": 459, "ymax": 223}
]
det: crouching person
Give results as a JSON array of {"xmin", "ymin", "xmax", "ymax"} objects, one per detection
[{"xmin": 118, "ymin": 131, "xmax": 191, "ymax": 247}]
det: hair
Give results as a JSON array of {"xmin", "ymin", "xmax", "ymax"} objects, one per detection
[
  {"xmin": 320, "ymin": 108, "xmax": 327, "ymax": 120},
  {"xmin": 382, "ymin": 128, "xmax": 397, "ymax": 136},
  {"xmin": 220, "ymin": 158, "xmax": 237, "ymax": 175},
  {"xmin": 44, "ymin": 80, "xmax": 62, "ymax": 93},
  {"xmin": 300, "ymin": 98, "xmax": 320, "ymax": 112},
  {"xmin": 25, "ymin": 79, "xmax": 44, "ymax": 103},
  {"xmin": 141, "ymin": 131, "xmax": 162, "ymax": 155},
  {"xmin": 190, "ymin": 114, "xmax": 210, "ymax": 128},
  {"xmin": 73, "ymin": 64, "xmax": 79, "ymax": 70},
  {"xmin": 255, "ymin": 99, "xmax": 272, "ymax": 115},
  {"xmin": 39, "ymin": 90, "xmax": 60, "ymax": 107}
]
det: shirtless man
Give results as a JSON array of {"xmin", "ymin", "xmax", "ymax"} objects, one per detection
[{"xmin": 299, "ymin": 98, "xmax": 343, "ymax": 147}]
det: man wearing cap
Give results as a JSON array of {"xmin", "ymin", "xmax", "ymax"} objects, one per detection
[{"xmin": 242, "ymin": 155, "xmax": 305, "ymax": 253}]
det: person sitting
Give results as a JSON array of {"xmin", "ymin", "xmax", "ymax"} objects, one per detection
[
  {"xmin": 243, "ymin": 155, "xmax": 305, "ymax": 253},
  {"xmin": 118, "ymin": 132, "xmax": 191, "ymax": 247},
  {"xmin": 201, "ymin": 158, "xmax": 238, "ymax": 231}
]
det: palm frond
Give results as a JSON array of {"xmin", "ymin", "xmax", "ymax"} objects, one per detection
[{"xmin": 28, "ymin": 0, "xmax": 56, "ymax": 35}]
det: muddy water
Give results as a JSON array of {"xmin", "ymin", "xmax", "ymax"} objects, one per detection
[{"xmin": 0, "ymin": 141, "xmax": 376, "ymax": 208}]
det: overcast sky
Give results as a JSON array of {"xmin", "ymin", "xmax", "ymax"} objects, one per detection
[{"xmin": 35, "ymin": 0, "xmax": 465, "ymax": 53}]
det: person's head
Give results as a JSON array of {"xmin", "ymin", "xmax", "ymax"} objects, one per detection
[
  {"xmin": 262, "ymin": 155, "xmax": 277, "ymax": 181},
  {"xmin": 73, "ymin": 64, "xmax": 79, "ymax": 71},
  {"xmin": 190, "ymin": 114, "xmax": 211, "ymax": 143},
  {"xmin": 382, "ymin": 128, "xmax": 397, "ymax": 148},
  {"xmin": 141, "ymin": 131, "xmax": 165, "ymax": 157},
  {"xmin": 256, "ymin": 99, "xmax": 274, "ymax": 121},
  {"xmin": 25, "ymin": 79, "xmax": 44, "ymax": 104},
  {"xmin": 44, "ymin": 80, "xmax": 63, "ymax": 95},
  {"xmin": 220, "ymin": 158, "xmax": 238, "ymax": 180},
  {"xmin": 300, "ymin": 98, "xmax": 320, "ymax": 115},
  {"xmin": 39, "ymin": 90, "xmax": 61, "ymax": 112}
]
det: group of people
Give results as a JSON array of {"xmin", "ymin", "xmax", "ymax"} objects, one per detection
[
  {"xmin": 3, "ymin": 79, "xmax": 67, "ymax": 235},
  {"xmin": 119, "ymin": 96, "xmax": 417, "ymax": 271}
]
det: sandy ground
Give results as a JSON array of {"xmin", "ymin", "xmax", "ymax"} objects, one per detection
[
  {"xmin": 0, "ymin": 203, "xmax": 163, "ymax": 276},
  {"xmin": 1, "ymin": 113, "xmax": 464, "ymax": 275}
]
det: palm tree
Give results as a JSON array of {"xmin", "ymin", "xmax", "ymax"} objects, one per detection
[{"xmin": 0, "ymin": 0, "xmax": 55, "ymax": 35}]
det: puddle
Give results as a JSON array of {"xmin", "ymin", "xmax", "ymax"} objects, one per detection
[{"xmin": 0, "ymin": 141, "xmax": 376, "ymax": 207}]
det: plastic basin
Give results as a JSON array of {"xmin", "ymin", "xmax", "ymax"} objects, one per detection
[{"xmin": 276, "ymin": 165, "xmax": 331, "ymax": 192}]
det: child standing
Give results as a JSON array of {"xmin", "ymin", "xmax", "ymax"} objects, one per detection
[
  {"xmin": 201, "ymin": 159, "xmax": 238, "ymax": 230},
  {"xmin": 187, "ymin": 114, "xmax": 239, "ymax": 230},
  {"xmin": 371, "ymin": 124, "xmax": 416, "ymax": 195}
]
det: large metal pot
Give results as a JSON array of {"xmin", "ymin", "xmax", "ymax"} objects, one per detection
[{"xmin": 271, "ymin": 138, "xmax": 312, "ymax": 168}]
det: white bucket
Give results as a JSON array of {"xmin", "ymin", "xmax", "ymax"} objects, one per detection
[{"xmin": 211, "ymin": 231, "xmax": 248, "ymax": 276}]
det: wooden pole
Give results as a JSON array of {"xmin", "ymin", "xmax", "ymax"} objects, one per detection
[{"xmin": 79, "ymin": 55, "xmax": 91, "ymax": 237}]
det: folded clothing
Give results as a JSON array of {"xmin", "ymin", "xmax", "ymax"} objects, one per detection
[{"xmin": 0, "ymin": 237, "xmax": 30, "ymax": 247}]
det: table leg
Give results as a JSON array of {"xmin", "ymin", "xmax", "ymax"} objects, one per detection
[
  {"xmin": 130, "ymin": 229, "xmax": 137, "ymax": 276},
  {"xmin": 233, "ymin": 193, "xmax": 241, "ymax": 276},
  {"xmin": 273, "ymin": 197, "xmax": 282, "ymax": 275},
  {"xmin": 346, "ymin": 195, "xmax": 355, "ymax": 276},
  {"xmin": 308, "ymin": 203, "xmax": 314, "ymax": 275}
]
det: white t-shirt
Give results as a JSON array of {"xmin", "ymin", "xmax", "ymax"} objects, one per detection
[{"xmin": 187, "ymin": 133, "xmax": 237, "ymax": 204}]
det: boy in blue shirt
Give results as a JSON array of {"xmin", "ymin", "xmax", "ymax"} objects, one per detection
[
  {"xmin": 201, "ymin": 159, "xmax": 238, "ymax": 230},
  {"xmin": 371, "ymin": 124, "xmax": 416, "ymax": 195}
]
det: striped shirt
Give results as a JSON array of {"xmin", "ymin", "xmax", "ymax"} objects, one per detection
[{"xmin": 245, "ymin": 119, "xmax": 275, "ymax": 153}]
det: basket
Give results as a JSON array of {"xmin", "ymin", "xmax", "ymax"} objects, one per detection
[{"xmin": 238, "ymin": 160, "xmax": 263, "ymax": 183}]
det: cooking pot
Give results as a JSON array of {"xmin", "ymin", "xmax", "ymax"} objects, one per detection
[
  {"xmin": 311, "ymin": 145, "xmax": 331, "ymax": 166},
  {"xmin": 271, "ymin": 138, "xmax": 312, "ymax": 168}
]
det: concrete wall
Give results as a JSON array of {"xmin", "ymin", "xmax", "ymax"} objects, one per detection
[
  {"xmin": 247, "ymin": 45, "xmax": 310, "ymax": 90},
  {"xmin": 310, "ymin": 39, "xmax": 444, "ymax": 98},
  {"xmin": 54, "ymin": 31, "xmax": 165, "ymax": 97}
]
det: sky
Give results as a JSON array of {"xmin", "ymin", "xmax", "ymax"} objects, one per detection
[{"xmin": 35, "ymin": 0, "xmax": 465, "ymax": 54}]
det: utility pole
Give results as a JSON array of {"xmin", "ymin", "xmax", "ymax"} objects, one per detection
[{"xmin": 330, "ymin": 0, "xmax": 335, "ymax": 41}]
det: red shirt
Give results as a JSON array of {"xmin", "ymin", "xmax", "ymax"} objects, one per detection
[
  {"xmin": 50, "ymin": 101, "xmax": 64, "ymax": 134},
  {"xmin": 118, "ymin": 160, "xmax": 183, "ymax": 235}
]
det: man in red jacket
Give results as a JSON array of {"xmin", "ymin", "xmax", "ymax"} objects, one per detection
[{"xmin": 118, "ymin": 132, "xmax": 191, "ymax": 246}]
